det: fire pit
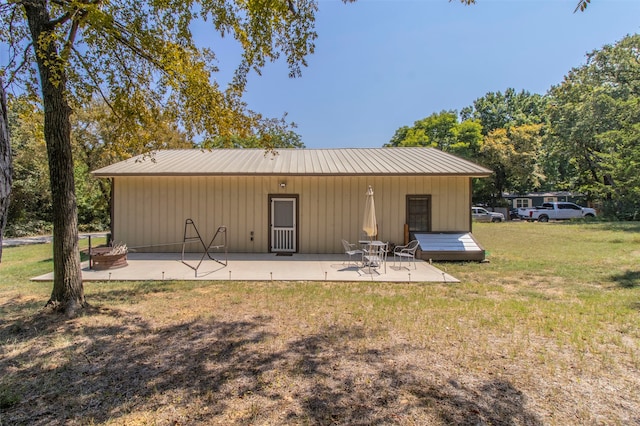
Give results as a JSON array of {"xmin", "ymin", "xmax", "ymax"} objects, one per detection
[{"xmin": 90, "ymin": 243, "xmax": 128, "ymax": 270}]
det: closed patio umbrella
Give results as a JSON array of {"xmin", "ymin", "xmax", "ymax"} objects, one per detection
[{"xmin": 362, "ymin": 185, "xmax": 377, "ymax": 240}]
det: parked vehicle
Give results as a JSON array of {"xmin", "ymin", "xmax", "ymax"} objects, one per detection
[
  {"xmin": 517, "ymin": 202, "xmax": 596, "ymax": 222},
  {"xmin": 472, "ymin": 207, "xmax": 505, "ymax": 223}
]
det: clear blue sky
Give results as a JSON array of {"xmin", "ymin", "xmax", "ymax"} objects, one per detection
[{"xmin": 207, "ymin": 0, "xmax": 640, "ymax": 148}]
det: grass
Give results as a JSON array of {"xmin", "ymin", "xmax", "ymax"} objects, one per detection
[{"xmin": 1, "ymin": 222, "xmax": 639, "ymax": 425}]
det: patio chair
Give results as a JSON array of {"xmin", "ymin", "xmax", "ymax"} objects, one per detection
[
  {"xmin": 341, "ymin": 239, "xmax": 364, "ymax": 267},
  {"xmin": 393, "ymin": 240, "xmax": 420, "ymax": 270}
]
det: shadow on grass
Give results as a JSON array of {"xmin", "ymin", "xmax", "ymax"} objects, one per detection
[
  {"xmin": 86, "ymin": 281, "xmax": 176, "ymax": 304},
  {"xmin": 610, "ymin": 270, "xmax": 640, "ymax": 288},
  {"xmin": 1, "ymin": 299, "xmax": 542, "ymax": 425},
  {"xmin": 0, "ymin": 297, "xmax": 48, "ymax": 334}
]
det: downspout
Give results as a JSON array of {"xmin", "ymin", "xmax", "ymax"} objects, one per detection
[
  {"xmin": 109, "ymin": 178, "xmax": 114, "ymax": 245},
  {"xmin": 468, "ymin": 177, "xmax": 473, "ymax": 232}
]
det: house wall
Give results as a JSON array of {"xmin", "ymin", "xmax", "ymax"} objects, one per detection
[{"xmin": 112, "ymin": 175, "xmax": 472, "ymax": 253}]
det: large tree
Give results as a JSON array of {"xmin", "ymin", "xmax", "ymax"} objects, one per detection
[
  {"xmin": 385, "ymin": 110, "xmax": 483, "ymax": 159},
  {"xmin": 477, "ymin": 123, "xmax": 545, "ymax": 204},
  {"xmin": 547, "ymin": 34, "xmax": 640, "ymax": 218},
  {"xmin": 6, "ymin": 95, "xmax": 190, "ymax": 235},
  {"xmin": 460, "ymin": 88, "xmax": 548, "ymax": 136},
  {"xmin": 72, "ymin": 98, "xmax": 194, "ymax": 228},
  {"xmin": 0, "ymin": 79, "xmax": 11, "ymax": 262},
  {"xmin": 1, "ymin": 0, "xmax": 328, "ymax": 316}
]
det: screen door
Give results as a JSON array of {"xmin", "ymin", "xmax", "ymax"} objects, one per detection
[{"xmin": 270, "ymin": 197, "xmax": 297, "ymax": 252}]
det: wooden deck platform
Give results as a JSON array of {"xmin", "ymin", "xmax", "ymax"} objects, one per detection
[{"xmin": 414, "ymin": 232, "xmax": 486, "ymax": 262}]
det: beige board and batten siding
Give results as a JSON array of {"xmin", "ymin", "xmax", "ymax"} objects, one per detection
[{"xmin": 113, "ymin": 174, "xmax": 472, "ymax": 253}]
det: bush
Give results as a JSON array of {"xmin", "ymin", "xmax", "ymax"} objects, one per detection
[
  {"xmin": 78, "ymin": 222, "xmax": 110, "ymax": 233},
  {"xmin": 600, "ymin": 200, "xmax": 640, "ymax": 221},
  {"xmin": 5, "ymin": 220, "xmax": 110, "ymax": 237},
  {"xmin": 5, "ymin": 220, "xmax": 53, "ymax": 237}
]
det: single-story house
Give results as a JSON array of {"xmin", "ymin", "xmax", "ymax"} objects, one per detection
[
  {"xmin": 92, "ymin": 148, "xmax": 493, "ymax": 261},
  {"xmin": 503, "ymin": 191, "xmax": 588, "ymax": 209}
]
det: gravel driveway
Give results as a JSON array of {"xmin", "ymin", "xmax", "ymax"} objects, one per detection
[{"xmin": 2, "ymin": 232, "xmax": 108, "ymax": 247}]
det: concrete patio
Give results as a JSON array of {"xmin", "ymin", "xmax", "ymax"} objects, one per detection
[{"xmin": 32, "ymin": 252, "xmax": 459, "ymax": 283}]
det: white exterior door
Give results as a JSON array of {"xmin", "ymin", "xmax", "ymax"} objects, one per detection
[{"xmin": 271, "ymin": 198, "xmax": 296, "ymax": 252}]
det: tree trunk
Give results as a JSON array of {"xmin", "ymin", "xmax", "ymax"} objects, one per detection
[
  {"xmin": 24, "ymin": 1, "xmax": 85, "ymax": 317},
  {"xmin": 0, "ymin": 78, "xmax": 12, "ymax": 262}
]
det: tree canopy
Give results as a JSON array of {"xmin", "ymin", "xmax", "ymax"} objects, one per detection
[
  {"xmin": 204, "ymin": 130, "xmax": 305, "ymax": 149},
  {"xmin": 1, "ymin": 0, "xmax": 335, "ymax": 316},
  {"xmin": 547, "ymin": 34, "xmax": 640, "ymax": 218},
  {"xmin": 389, "ymin": 34, "xmax": 639, "ymax": 214},
  {"xmin": 385, "ymin": 111, "xmax": 483, "ymax": 159},
  {"xmin": 1, "ymin": 0, "xmax": 322, "ymax": 142},
  {"xmin": 460, "ymin": 89, "xmax": 548, "ymax": 136}
]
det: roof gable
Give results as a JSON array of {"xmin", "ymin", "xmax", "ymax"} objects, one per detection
[{"xmin": 92, "ymin": 148, "xmax": 493, "ymax": 177}]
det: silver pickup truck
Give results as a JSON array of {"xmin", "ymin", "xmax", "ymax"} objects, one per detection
[{"xmin": 518, "ymin": 202, "xmax": 596, "ymax": 222}]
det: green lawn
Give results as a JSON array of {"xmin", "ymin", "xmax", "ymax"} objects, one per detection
[{"xmin": 1, "ymin": 222, "xmax": 639, "ymax": 425}]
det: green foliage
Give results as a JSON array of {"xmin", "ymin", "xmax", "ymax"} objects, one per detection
[
  {"xmin": 202, "ymin": 125, "xmax": 305, "ymax": 149},
  {"xmin": 385, "ymin": 110, "xmax": 483, "ymax": 159},
  {"xmin": 5, "ymin": 220, "xmax": 53, "ymax": 238},
  {"xmin": 471, "ymin": 124, "xmax": 544, "ymax": 204},
  {"xmin": 203, "ymin": 133, "xmax": 304, "ymax": 149},
  {"xmin": 7, "ymin": 94, "xmax": 196, "ymax": 235},
  {"xmin": 547, "ymin": 34, "xmax": 640, "ymax": 215},
  {"xmin": 480, "ymin": 124, "xmax": 545, "ymax": 196},
  {"xmin": 453, "ymin": 119, "xmax": 484, "ymax": 158},
  {"xmin": 6, "ymin": 95, "xmax": 52, "ymax": 226},
  {"xmin": 74, "ymin": 160, "xmax": 107, "ymax": 227},
  {"xmin": 460, "ymin": 88, "xmax": 548, "ymax": 136},
  {"xmin": 1, "ymin": 0, "xmax": 319, "ymax": 142},
  {"xmin": 1, "ymin": 0, "xmax": 325, "ymax": 259},
  {"xmin": 396, "ymin": 38, "xmax": 639, "ymax": 217},
  {"xmin": 72, "ymin": 98, "xmax": 194, "ymax": 230}
]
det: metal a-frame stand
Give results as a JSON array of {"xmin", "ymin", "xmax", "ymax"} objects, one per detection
[{"xmin": 181, "ymin": 219, "xmax": 227, "ymax": 276}]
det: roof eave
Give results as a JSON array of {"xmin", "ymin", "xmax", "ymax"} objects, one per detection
[{"xmin": 92, "ymin": 172, "xmax": 494, "ymax": 178}]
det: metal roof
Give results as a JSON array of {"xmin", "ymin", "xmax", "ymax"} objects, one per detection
[{"xmin": 92, "ymin": 148, "xmax": 493, "ymax": 177}]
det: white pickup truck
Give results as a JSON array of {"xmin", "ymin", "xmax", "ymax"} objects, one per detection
[{"xmin": 518, "ymin": 202, "xmax": 596, "ymax": 222}]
